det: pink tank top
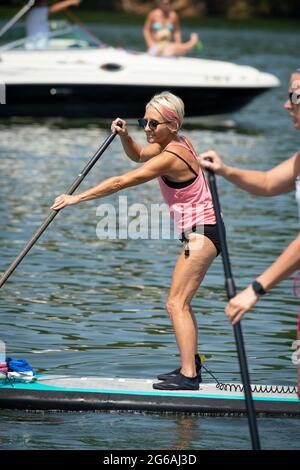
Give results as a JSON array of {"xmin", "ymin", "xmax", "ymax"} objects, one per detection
[{"xmin": 158, "ymin": 136, "xmax": 216, "ymax": 232}]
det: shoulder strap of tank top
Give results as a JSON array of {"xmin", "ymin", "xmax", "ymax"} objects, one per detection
[
  {"xmin": 166, "ymin": 137, "xmax": 195, "ymax": 153},
  {"xmin": 178, "ymin": 137, "xmax": 211, "ymax": 190},
  {"xmin": 163, "ymin": 149, "xmax": 198, "ymax": 177},
  {"xmin": 180, "ymin": 136, "xmax": 197, "ymax": 154}
]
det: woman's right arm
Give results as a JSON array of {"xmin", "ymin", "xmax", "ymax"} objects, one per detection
[
  {"xmin": 199, "ymin": 150, "xmax": 299, "ymax": 196},
  {"xmin": 51, "ymin": 151, "xmax": 173, "ymax": 210},
  {"xmin": 112, "ymin": 119, "xmax": 162, "ymax": 163},
  {"xmin": 143, "ymin": 12, "xmax": 155, "ymax": 48}
]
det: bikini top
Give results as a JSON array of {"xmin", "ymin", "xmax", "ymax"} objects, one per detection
[{"xmin": 151, "ymin": 21, "xmax": 174, "ymax": 32}]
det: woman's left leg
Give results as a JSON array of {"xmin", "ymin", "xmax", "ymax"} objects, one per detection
[{"xmin": 165, "ymin": 233, "xmax": 217, "ymax": 378}]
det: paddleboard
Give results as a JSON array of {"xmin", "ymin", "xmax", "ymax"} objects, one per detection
[{"xmin": 0, "ymin": 375, "xmax": 299, "ymax": 416}]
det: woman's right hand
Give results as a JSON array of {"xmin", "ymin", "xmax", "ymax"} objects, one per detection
[
  {"xmin": 111, "ymin": 118, "xmax": 128, "ymax": 136},
  {"xmin": 51, "ymin": 194, "xmax": 80, "ymax": 211},
  {"xmin": 198, "ymin": 150, "xmax": 226, "ymax": 175}
]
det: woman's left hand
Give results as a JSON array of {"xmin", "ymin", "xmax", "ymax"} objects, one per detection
[
  {"xmin": 51, "ymin": 194, "xmax": 80, "ymax": 211},
  {"xmin": 225, "ymin": 285, "xmax": 259, "ymax": 324}
]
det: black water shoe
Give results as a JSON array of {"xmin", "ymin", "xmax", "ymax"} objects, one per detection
[
  {"xmin": 157, "ymin": 354, "xmax": 202, "ymax": 381},
  {"xmin": 153, "ymin": 372, "xmax": 200, "ymax": 391}
]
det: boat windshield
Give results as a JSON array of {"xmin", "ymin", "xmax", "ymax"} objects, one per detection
[{"xmin": 0, "ymin": 22, "xmax": 104, "ymax": 51}]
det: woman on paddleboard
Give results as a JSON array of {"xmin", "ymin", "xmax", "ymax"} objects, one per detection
[
  {"xmin": 199, "ymin": 68, "xmax": 300, "ymax": 398},
  {"xmin": 51, "ymin": 91, "xmax": 221, "ymax": 391}
]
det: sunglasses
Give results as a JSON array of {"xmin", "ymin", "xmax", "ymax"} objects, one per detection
[
  {"xmin": 138, "ymin": 118, "xmax": 170, "ymax": 130},
  {"xmin": 289, "ymin": 91, "xmax": 300, "ymax": 105}
]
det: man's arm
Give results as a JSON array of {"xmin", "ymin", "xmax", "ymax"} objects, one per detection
[{"xmin": 49, "ymin": 0, "xmax": 80, "ymax": 15}]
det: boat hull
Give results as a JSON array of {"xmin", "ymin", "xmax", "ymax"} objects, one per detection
[{"xmin": 0, "ymin": 83, "xmax": 269, "ymax": 118}]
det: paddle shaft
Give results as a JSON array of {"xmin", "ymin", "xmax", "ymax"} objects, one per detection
[
  {"xmin": 0, "ymin": 131, "xmax": 118, "ymax": 289},
  {"xmin": 206, "ymin": 168, "xmax": 261, "ymax": 451}
]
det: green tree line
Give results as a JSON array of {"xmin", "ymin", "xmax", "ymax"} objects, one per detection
[{"xmin": 2, "ymin": 0, "xmax": 300, "ymax": 18}]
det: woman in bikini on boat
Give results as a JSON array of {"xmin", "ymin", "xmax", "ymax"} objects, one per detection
[
  {"xmin": 143, "ymin": 0, "xmax": 198, "ymax": 57},
  {"xmin": 143, "ymin": 0, "xmax": 181, "ymax": 50}
]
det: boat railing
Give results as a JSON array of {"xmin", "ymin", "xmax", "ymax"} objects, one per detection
[{"xmin": 0, "ymin": 25, "xmax": 104, "ymax": 52}]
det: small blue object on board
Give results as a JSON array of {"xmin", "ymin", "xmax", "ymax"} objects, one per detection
[{"xmin": 7, "ymin": 357, "xmax": 35, "ymax": 374}]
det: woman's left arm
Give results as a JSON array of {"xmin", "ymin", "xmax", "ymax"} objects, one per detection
[
  {"xmin": 51, "ymin": 154, "xmax": 172, "ymax": 210},
  {"xmin": 225, "ymin": 232, "xmax": 300, "ymax": 324},
  {"xmin": 173, "ymin": 13, "xmax": 181, "ymax": 43},
  {"xmin": 264, "ymin": 151, "xmax": 300, "ymax": 196}
]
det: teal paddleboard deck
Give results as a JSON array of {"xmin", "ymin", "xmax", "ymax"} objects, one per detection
[{"xmin": 0, "ymin": 375, "xmax": 299, "ymax": 416}]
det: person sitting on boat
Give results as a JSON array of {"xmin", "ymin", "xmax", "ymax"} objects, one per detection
[
  {"xmin": 25, "ymin": 0, "xmax": 81, "ymax": 50},
  {"xmin": 148, "ymin": 27, "xmax": 199, "ymax": 57},
  {"xmin": 143, "ymin": 0, "xmax": 181, "ymax": 50},
  {"xmin": 199, "ymin": 67, "xmax": 300, "ymax": 398},
  {"xmin": 51, "ymin": 91, "xmax": 221, "ymax": 391}
]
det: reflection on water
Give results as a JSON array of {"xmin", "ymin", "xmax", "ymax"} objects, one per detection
[
  {"xmin": 1, "ymin": 411, "xmax": 299, "ymax": 450},
  {"xmin": 0, "ymin": 24, "xmax": 300, "ymax": 450}
]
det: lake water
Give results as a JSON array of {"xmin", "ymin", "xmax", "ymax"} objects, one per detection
[{"xmin": 0, "ymin": 23, "xmax": 299, "ymax": 450}]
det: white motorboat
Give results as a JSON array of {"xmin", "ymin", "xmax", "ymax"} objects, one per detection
[{"xmin": 0, "ymin": 21, "xmax": 280, "ymax": 118}]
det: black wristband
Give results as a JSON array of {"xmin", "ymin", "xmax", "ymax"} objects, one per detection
[{"xmin": 252, "ymin": 280, "xmax": 266, "ymax": 296}]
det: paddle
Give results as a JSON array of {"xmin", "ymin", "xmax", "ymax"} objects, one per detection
[
  {"xmin": 0, "ymin": 128, "xmax": 119, "ymax": 289},
  {"xmin": 206, "ymin": 162, "xmax": 261, "ymax": 451}
]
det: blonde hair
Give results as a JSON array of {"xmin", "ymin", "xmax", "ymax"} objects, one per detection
[{"xmin": 146, "ymin": 91, "xmax": 185, "ymax": 131}]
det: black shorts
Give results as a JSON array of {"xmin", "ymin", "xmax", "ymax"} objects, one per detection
[{"xmin": 179, "ymin": 224, "xmax": 221, "ymax": 257}]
